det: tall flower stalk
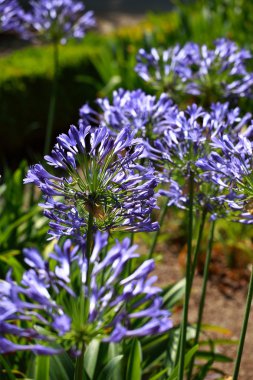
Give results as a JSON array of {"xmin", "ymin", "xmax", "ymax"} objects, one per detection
[
  {"xmin": 232, "ymin": 264, "xmax": 253, "ymax": 380},
  {"xmin": 187, "ymin": 220, "xmax": 215, "ymax": 380},
  {"xmin": 148, "ymin": 199, "xmax": 169, "ymax": 259},
  {"xmin": 189, "ymin": 209, "xmax": 207, "ymax": 289},
  {"xmin": 177, "ymin": 171, "xmax": 194, "ymax": 380},
  {"xmin": 44, "ymin": 41, "xmax": 59, "ymax": 154},
  {"xmin": 74, "ymin": 211, "xmax": 93, "ymax": 380}
]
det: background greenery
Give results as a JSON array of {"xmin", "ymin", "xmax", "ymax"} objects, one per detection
[{"xmin": 1, "ymin": 0, "xmax": 253, "ymax": 167}]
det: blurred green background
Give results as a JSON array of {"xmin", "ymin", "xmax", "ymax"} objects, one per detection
[{"xmin": 0, "ymin": 0, "xmax": 253, "ymax": 167}]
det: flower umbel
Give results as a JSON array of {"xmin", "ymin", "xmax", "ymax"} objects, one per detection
[
  {"xmin": 135, "ymin": 39, "xmax": 253, "ymax": 102},
  {"xmin": 0, "ymin": 233, "xmax": 172, "ymax": 354},
  {"xmin": 0, "ymin": 0, "xmax": 24, "ymax": 33},
  {"xmin": 25, "ymin": 124, "xmax": 159, "ymax": 239},
  {"xmin": 20, "ymin": 0, "xmax": 95, "ymax": 44},
  {"xmin": 80, "ymin": 89, "xmax": 178, "ymax": 139}
]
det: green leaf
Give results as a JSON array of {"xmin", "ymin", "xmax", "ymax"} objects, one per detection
[
  {"xmin": 0, "ymin": 254, "xmax": 23, "ymax": 281},
  {"xmin": 0, "ymin": 355, "xmax": 16, "ymax": 380},
  {"xmin": 163, "ymin": 329, "xmax": 180, "ymax": 375},
  {"xmin": 142, "ymin": 333, "xmax": 170, "ymax": 369},
  {"xmin": 107, "ymin": 343, "xmax": 122, "ymax": 380},
  {"xmin": 199, "ymin": 339, "xmax": 239, "ymax": 346},
  {"xmin": 0, "ymin": 206, "xmax": 40, "ymax": 245},
  {"xmin": 196, "ymin": 351, "xmax": 233, "ymax": 363},
  {"xmin": 193, "ymin": 358, "xmax": 214, "ymax": 380},
  {"xmin": 0, "ymin": 249, "xmax": 20, "ymax": 257},
  {"xmin": 99, "ymin": 75, "xmax": 122, "ymax": 97},
  {"xmin": 201, "ymin": 324, "xmax": 232, "ymax": 335},
  {"xmin": 142, "ymin": 333, "xmax": 170, "ymax": 355},
  {"xmin": 83, "ymin": 340, "xmax": 101, "ymax": 380},
  {"xmin": 167, "ymin": 344, "xmax": 199, "ymax": 380},
  {"xmin": 126, "ymin": 339, "xmax": 142, "ymax": 380},
  {"xmin": 149, "ymin": 368, "xmax": 169, "ymax": 380},
  {"xmin": 35, "ymin": 356, "xmax": 50, "ymax": 380},
  {"xmin": 97, "ymin": 356, "xmax": 123, "ymax": 380},
  {"xmin": 50, "ymin": 352, "xmax": 74, "ymax": 380},
  {"xmin": 162, "ymin": 279, "xmax": 186, "ymax": 308}
]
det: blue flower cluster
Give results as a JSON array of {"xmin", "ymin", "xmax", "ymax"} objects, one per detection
[
  {"xmin": 81, "ymin": 89, "xmax": 253, "ymax": 221},
  {"xmin": 80, "ymin": 89, "xmax": 178, "ymax": 137},
  {"xmin": 0, "ymin": 233, "xmax": 172, "ymax": 354},
  {"xmin": 25, "ymin": 124, "xmax": 159, "ymax": 239},
  {"xmin": 135, "ymin": 39, "xmax": 253, "ymax": 100},
  {"xmin": 0, "ymin": 0, "xmax": 95, "ymax": 44},
  {"xmin": 154, "ymin": 102, "xmax": 253, "ymax": 219},
  {"xmin": 0, "ymin": 0, "xmax": 24, "ymax": 32},
  {"xmin": 196, "ymin": 130, "xmax": 253, "ymax": 223}
]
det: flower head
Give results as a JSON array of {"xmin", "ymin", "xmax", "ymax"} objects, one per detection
[
  {"xmin": 0, "ymin": 0, "xmax": 24, "ymax": 33},
  {"xmin": 0, "ymin": 233, "xmax": 172, "ymax": 354},
  {"xmin": 135, "ymin": 39, "xmax": 253, "ymax": 102},
  {"xmin": 80, "ymin": 89, "xmax": 179, "ymax": 160},
  {"xmin": 80, "ymin": 89, "xmax": 178, "ymax": 137},
  {"xmin": 196, "ymin": 128, "xmax": 253, "ymax": 222},
  {"xmin": 20, "ymin": 0, "xmax": 95, "ymax": 44},
  {"xmin": 25, "ymin": 124, "xmax": 159, "ymax": 240},
  {"xmin": 153, "ymin": 102, "xmax": 252, "ymax": 219}
]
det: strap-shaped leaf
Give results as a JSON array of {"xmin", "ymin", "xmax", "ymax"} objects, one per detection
[
  {"xmin": 97, "ymin": 356, "xmax": 123, "ymax": 380},
  {"xmin": 126, "ymin": 339, "xmax": 142, "ymax": 380},
  {"xmin": 83, "ymin": 340, "xmax": 101, "ymax": 380}
]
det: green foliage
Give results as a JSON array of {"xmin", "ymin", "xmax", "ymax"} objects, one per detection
[
  {"xmin": 35, "ymin": 356, "xmax": 50, "ymax": 380},
  {"xmin": 173, "ymin": 0, "xmax": 253, "ymax": 47},
  {"xmin": 126, "ymin": 339, "xmax": 142, "ymax": 380},
  {"xmin": 0, "ymin": 34, "xmax": 103, "ymax": 82},
  {"xmin": 2, "ymin": 3, "xmax": 253, "ymax": 164},
  {"xmin": 97, "ymin": 356, "xmax": 123, "ymax": 380},
  {"xmin": 0, "ymin": 162, "xmax": 45, "ymax": 246},
  {"xmin": 167, "ymin": 345, "xmax": 199, "ymax": 380},
  {"xmin": 50, "ymin": 353, "xmax": 74, "ymax": 380}
]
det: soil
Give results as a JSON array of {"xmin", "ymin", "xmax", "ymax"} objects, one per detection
[{"xmin": 152, "ymin": 234, "xmax": 253, "ymax": 380}]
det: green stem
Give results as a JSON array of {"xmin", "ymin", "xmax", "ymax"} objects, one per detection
[
  {"xmin": 74, "ymin": 342, "xmax": 86, "ymax": 380},
  {"xmin": 189, "ymin": 209, "xmax": 207, "ymax": 291},
  {"xmin": 127, "ymin": 232, "xmax": 135, "ymax": 275},
  {"xmin": 178, "ymin": 171, "xmax": 194, "ymax": 380},
  {"xmin": 44, "ymin": 41, "xmax": 59, "ymax": 155},
  {"xmin": 148, "ymin": 200, "xmax": 168, "ymax": 259},
  {"xmin": 187, "ymin": 220, "xmax": 215, "ymax": 380},
  {"xmin": 232, "ymin": 264, "xmax": 253, "ymax": 380},
  {"xmin": 74, "ymin": 213, "xmax": 94, "ymax": 380},
  {"xmin": 26, "ymin": 184, "xmax": 36, "ymax": 237},
  {"xmin": 86, "ymin": 213, "xmax": 94, "ymax": 259},
  {"xmin": 85, "ymin": 212, "xmax": 94, "ymax": 315}
]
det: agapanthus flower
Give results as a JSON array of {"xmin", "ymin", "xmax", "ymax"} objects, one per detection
[
  {"xmin": 0, "ymin": 0, "xmax": 24, "ymax": 33},
  {"xmin": 20, "ymin": 0, "xmax": 95, "ymax": 44},
  {"xmin": 152, "ymin": 103, "xmax": 252, "ymax": 219},
  {"xmin": 135, "ymin": 45, "xmax": 193, "ymax": 97},
  {"xmin": 196, "ymin": 130, "xmax": 253, "ymax": 222},
  {"xmin": 0, "ymin": 233, "xmax": 172, "ymax": 355},
  {"xmin": 80, "ymin": 89, "xmax": 179, "ymax": 160},
  {"xmin": 80, "ymin": 89, "xmax": 178, "ymax": 138},
  {"xmin": 24, "ymin": 124, "xmax": 159, "ymax": 240},
  {"xmin": 135, "ymin": 39, "xmax": 253, "ymax": 102}
]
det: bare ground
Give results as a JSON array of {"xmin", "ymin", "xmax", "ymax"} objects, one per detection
[{"xmin": 153, "ymin": 238, "xmax": 253, "ymax": 380}]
